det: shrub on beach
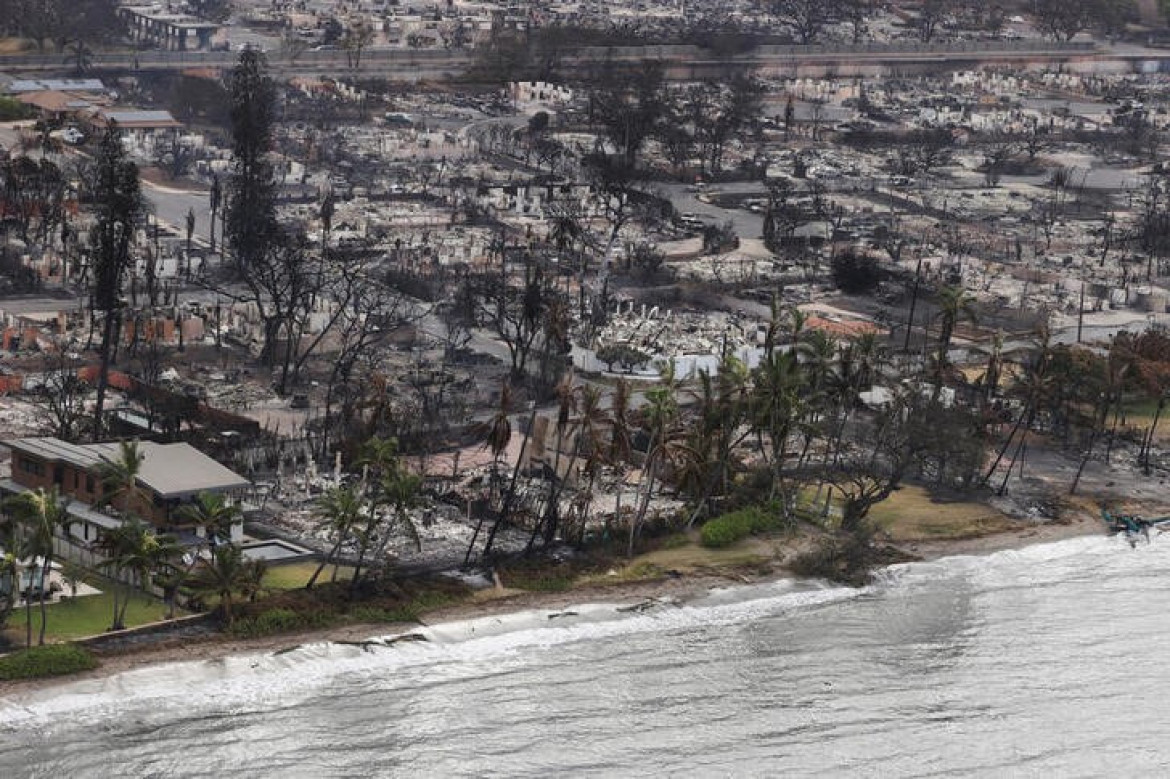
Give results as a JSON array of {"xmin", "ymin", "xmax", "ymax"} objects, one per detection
[
  {"xmin": 788, "ymin": 522, "xmax": 896, "ymax": 587},
  {"xmin": 0, "ymin": 644, "xmax": 98, "ymax": 681}
]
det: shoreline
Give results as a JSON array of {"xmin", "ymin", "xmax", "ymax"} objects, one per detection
[{"xmin": 0, "ymin": 513, "xmax": 1106, "ymax": 697}]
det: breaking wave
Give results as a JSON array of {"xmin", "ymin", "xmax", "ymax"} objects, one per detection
[
  {"xmin": 0, "ymin": 578, "xmax": 862, "ymax": 730},
  {"xmin": 1, "ymin": 533, "xmax": 1154, "ymax": 734}
]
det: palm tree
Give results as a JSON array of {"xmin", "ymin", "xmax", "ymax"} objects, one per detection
[
  {"xmin": 825, "ymin": 339, "xmax": 876, "ymax": 467},
  {"xmin": 189, "ymin": 544, "xmax": 266, "ymax": 628},
  {"xmin": 0, "ymin": 513, "xmax": 35, "ymax": 648},
  {"xmin": 751, "ymin": 349, "xmax": 805, "ymax": 503},
  {"xmin": 177, "ymin": 491, "xmax": 242, "ymax": 547},
  {"xmin": 481, "ymin": 395, "xmax": 541, "ymax": 560},
  {"xmin": 95, "ymin": 440, "xmax": 148, "ymax": 519},
  {"xmin": 351, "ymin": 437, "xmax": 422, "ymax": 591},
  {"xmin": 5, "ymin": 487, "xmax": 72, "ymax": 645},
  {"xmin": 0, "ymin": 540, "xmax": 24, "ymax": 639},
  {"xmin": 933, "ymin": 285, "xmax": 977, "ymax": 390},
  {"xmin": 156, "ymin": 545, "xmax": 200, "ymax": 621},
  {"xmin": 546, "ymin": 383, "xmax": 613, "ymax": 549},
  {"xmin": 609, "ymin": 379, "xmax": 634, "ymax": 466},
  {"xmin": 464, "ymin": 383, "xmax": 513, "ymax": 565},
  {"xmin": 306, "ymin": 485, "xmax": 365, "ymax": 590},
  {"xmin": 787, "ymin": 308, "xmax": 808, "ymax": 348},
  {"xmin": 549, "ymin": 209, "xmax": 588, "ymax": 318},
  {"xmin": 630, "ymin": 362, "xmax": 680, "ymax": 557},
  {"xmin": 479, "ymin": 382, "xmax": 514, "ymax": 505},
  {"xmin": 983, "ymin": 327, "xmax": 1053, "ymax": 491},
  {"xmin": 363, "ymin": 455, "xmax": 422, "ymax": 588},
  {"xmin": 550, "ymin": 210, "xmax": 583, "ymax": 256},
  {"xmin": 607, "ymin": 379, "xmax": 635, "ymax": 535},
  {"xmin": 98, "ymin": 518, "xmax": 175, "ymax": 631},
  {"xmin": 801, "ymin": 329, "xmax": 838, "ymax": 393},
  {"xmin": 852, "ymin": 331, "xmax": 881, "ymax": 391},
  {"xmin": 712, "ymin": 355, "xmax": 750, "ymax": 491},
  {"xmin": 1072, "ymin": 349, "xmax": 1130, "ymax": 494},
  {"xmin": 684, "ymin": 355, "xmax": 750, "ymax": 526},
  {"xmin": 526, "ymin": 373, "xmax": 578, "ymax": 550},
  {"xmin": 1140, "ymin": 392, "xmax": 1168, "ymax": 475},
  {"xmin": 571, "ymin": 385, "xmax": 612, "ymax": 481},
  {"xmin": 793, "ymin": 329, "xmax": 837, "ymax": 474}
]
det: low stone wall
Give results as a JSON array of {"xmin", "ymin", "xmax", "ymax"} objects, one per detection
[{"xmin": 74, "ymin": 613, "xmax": 218, "ymax": 653}]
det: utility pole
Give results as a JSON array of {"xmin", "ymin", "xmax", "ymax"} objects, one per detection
[
  {"xmin": 1076, "ymin": 280, "xmax": 1086, "ymax": 343},
  {"xmin": 903, "ymin": 255, "xmax": 923, "ymax": 352}
]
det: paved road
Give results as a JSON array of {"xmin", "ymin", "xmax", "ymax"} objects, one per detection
[
  {"xmin": 0, "ymin": 39, "xmax": 1106, "ymax": 78},
  {"xmin": 659, "ymin": 181, "xmax": 767, "ymax": 240},
  {"xmin": 143, "ymin": 181, "xmax": 213, "ymax": 244}
]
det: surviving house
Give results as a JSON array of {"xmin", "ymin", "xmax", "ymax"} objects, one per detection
[
  {"xmin": 1, "ymin": 437, "xmax": 250, "ymax": 552},
  {"xmin": 83, "ymin": 108, "xmax": 183, "ymax": 155}
]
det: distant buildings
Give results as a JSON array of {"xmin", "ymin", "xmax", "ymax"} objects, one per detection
[{"xmin": 118, "ymin": 3, "xmax": 223, "ymax": 51}]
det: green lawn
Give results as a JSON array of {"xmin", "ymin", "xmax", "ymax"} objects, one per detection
[
  {"xmin": 1122, "ymin": 400, "xmax": 1170, "ymax": 442},
  {"xmin": 798, "ymin": 484, "xmax": 1014, "ymax": 541},
  {"xmin": 262, "ymin": 561, "xmax": 354, "ymax": 591},
  {"xmin": 867, "ymin": 486, "xmax": 1015, "ymax": 541},
  {"xmin": 6, "ymin": 590, "xmax": 181, "ymax": 642}
]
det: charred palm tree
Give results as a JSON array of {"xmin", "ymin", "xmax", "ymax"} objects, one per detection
[
  {"xmin": 527, "ymin": 372, "xmax": 577, "ymax": 552},
  {"xmin": 464, "ymin": 383, "xmax": 514, "ymax": 566}
]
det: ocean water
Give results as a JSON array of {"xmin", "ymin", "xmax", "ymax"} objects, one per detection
[{"xmin": 2, "ymin": 533, "xmax": 1169, "ymax": 777}]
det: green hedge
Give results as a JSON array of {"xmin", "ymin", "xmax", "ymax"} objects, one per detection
[
  {"xmin": 0, "ymin": 97, "xmax": 34, "ymax": 121},
  {"xmin": 230, "ymin": 591, "xmax": 462, "ymax": 639},
  {"xmin": 700, "ymin": 507, "xmax": 786, "ymax": 548},
  {"xmin": 0, "ymin": 644, "xmax": 98, "ymax": 681}
]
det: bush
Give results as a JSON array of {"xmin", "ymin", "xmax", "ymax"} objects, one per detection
[
  {"xmin": 229, "ymin": 588, "xmax": 465, "ymax": 638},
  {"xmin": 700, "ymin": 506, "xmax": 786, "ymax": 548},
  {"xmin": 595, "ymin": 343, "xmax": 651, "ymax": 373},
  {"xmin": 0, "ymin": 644, "xmax": 98, "ymax": 681},
  {"xmin": 789, "ymin": 525, "xmax": 878, "ymax": 586},
  {"xmin": 0, "ymin": 97, "xmax": 33, "ymax": 121}
]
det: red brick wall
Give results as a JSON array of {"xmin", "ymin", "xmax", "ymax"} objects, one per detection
[
  {"xmin": 10, "ymin": 452, "xmax": 169, "ymax": 525},
  {"xmin": 11, "ymin": 453, "xmax": 53, "ymax": 491}
]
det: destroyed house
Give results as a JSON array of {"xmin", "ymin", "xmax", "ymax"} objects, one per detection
[{"xmin": 1, "ymin": 437, "xmax": 249, "ymax": 545}]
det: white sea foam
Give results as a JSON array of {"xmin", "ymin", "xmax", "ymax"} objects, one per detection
[
  {"xmin": 3, "ymin": 533, "xmax": 1159, "ymax": 734},
  {"xmin": 4, "ymin": 531, "xmax": 1170, "ymax": 776},
  {"xmin": 0, "ymin": 579, "xmax": 859, "ymax": 729}
]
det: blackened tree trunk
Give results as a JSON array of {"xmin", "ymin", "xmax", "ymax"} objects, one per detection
[
  {"xmin": 89, "ymin": 123, "xmax": 142, "ymax": 441},
  {"xmin": 92, "ymin": 310, "xmax": 118, "ymax": 441}
]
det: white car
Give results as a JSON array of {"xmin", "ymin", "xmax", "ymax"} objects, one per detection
[{"xmin": 60, "ymin": 128, "xmax": 84, "ymax": 145}]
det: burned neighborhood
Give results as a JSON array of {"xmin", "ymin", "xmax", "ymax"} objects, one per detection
[{"xmin": 3, "ymin": 2, "xmax": 1170, "ymax": 773}]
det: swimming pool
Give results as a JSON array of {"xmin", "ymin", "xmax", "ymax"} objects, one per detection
[{"xmin": 240, "ymin": 538, "xmax": 314, "ymax": 562}]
